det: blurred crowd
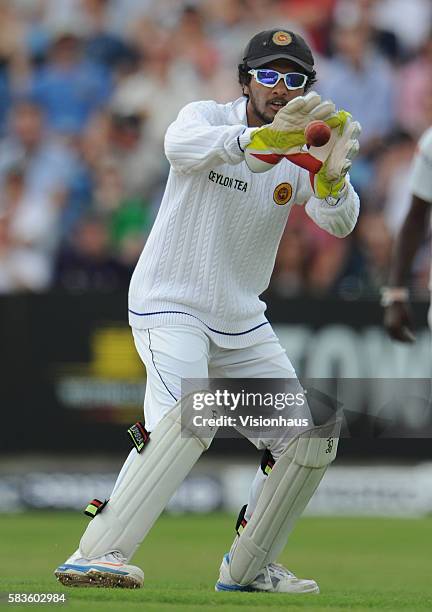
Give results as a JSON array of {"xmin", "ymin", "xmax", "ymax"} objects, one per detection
[{"xmin": 0, "ymin": 0, "xmax": 431, "ymax": 297}]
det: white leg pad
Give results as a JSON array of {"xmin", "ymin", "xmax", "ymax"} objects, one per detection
[
  {"xmin": 80, "ymin": 392, "xmax": 214, "ymax": 561},
  {"xmin": 229, "ymin": 421, "xmax": 339, "ymax": 585}
]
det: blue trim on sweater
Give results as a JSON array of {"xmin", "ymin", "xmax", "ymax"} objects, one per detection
[
  {"xmin": 237, "ymin": 127, "xmax": 247, "ymax": 153},
  {"xmin": 128, "ymin": 309, "xmax": 269, "ymax": 336}
]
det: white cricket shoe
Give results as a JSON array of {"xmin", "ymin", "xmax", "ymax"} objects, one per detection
[
  {"xmin": 215, "ymin": 553, "xmax": 319, "ymax": 593},
  {"xmin": 54, "ymin": 549, "xmax": 144, "ymax": 588}
]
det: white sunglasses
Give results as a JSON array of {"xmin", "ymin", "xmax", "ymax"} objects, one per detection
[{"xmin": 248, "ymin": 69, "xmax": 307, "ymax": 90}]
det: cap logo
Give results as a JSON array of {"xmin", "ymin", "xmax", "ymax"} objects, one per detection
[
  {"xmin": 273, "ymin": 182, "xmax": 292, "ymax": 206},
  {"xmin": 272, "ymin": 31, "xmax": 292, "ymax": 46}
]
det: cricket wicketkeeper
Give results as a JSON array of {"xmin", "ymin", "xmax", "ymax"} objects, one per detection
[{"xmin": 55, "ymin": 29, "xmax": 361, "ymax": 593}]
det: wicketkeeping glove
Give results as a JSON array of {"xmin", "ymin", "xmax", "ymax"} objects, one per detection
[
  {"xmin": 308, "ymin": 112, "xmax": 361, "ymax": 199},
  {"xmin": 244, "ymin": 91, "xmax": 339, "ymax": 173}
]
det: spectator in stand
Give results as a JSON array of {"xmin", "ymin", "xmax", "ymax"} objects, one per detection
[
  {"xmin": 173, "ymin": 5, "xmax": 220, "ymax": 81},
  {"xmin": 0, "ymin": 3, "xmax": 29, "ymax": 135},
  {"xmin": 205, "ymin": 0, "xmax": 252, "ymax": 60},
  {"xmin": 93, "ymin": 159, "xmax": 152, "ymax": 269},
  {"xmin": 54, "ymin": 214, "xmax": 129, "ymax": 292},
  {"xmin": 318, "ymin": 22, "xmax": 395, "ymax": 154},
  {"xmin": 396, "ymin": 32, "xmax": 432, "ymax": 137},
  {"xmin": 0, "ymin": 99, "xmax": 79, "ymax": 202},
  {"xmin": 106, "ymin": 110, "xmax": 166, "ymax": 199},
  {"xmin": 371, "ymin": 0, "xmax": 432, "ymax": 56},
  {"xmin": 333, "ymin": 0, "xmax": 401, "ymax": 62},
  {"xmin": 371, "ymin": 132, "xmax": 417, "ymax": 235},
  {"xmin": 0, "ymin": 165, "xmax": 58, "ymax": 292},
  {"xmin": 41, "ymin": 0, "xmax": 86, "ymax": 34},
  {"xmin": 242, "ymin": 0, "xmax": 287, "ymax": 30},
  {"xmin": 307, "ymin": 238, "xmax": 351, "ymax": 296},
  {"xmin": 272, "ymin": 206, "xmax": 354, "ymax": 298},
  {"xmin": 0, "ymin": 61, "xmax": 11, "ymax": 138},
  {"xmin": 356, "ymin": 212, "xmax": 394, "ymax": 294},
  {"xmin": 28, "ymin": 28, "xmax": 112, "ymax": 135},
  {"xmin": 81, "ymin": 0, "xmax": 138, "ymax": 71},
  {"xmin": 104, "ymin": 0, "xmax": 154, "ymax": 36},
  {"xmin": 279, "ymin": 0, "xmax": 336, "ymax": 54},
  {"xmin": 58, "ymin": 107, "xmax": 158, "ymax": 237},
  {"xmin": 111, "ymin": 30, "xmax": 203, "ymax": 149},
  {"xmin": 201, "ymin": 0, "xmax": 257, "ymax": 101},
  {"xmin": 269, "ymin": 208, "xmax": 310, "ymax": 298}
]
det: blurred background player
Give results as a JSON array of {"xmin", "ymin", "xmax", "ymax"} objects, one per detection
[
  {"xmin": 54, "ymin": 29, "xmax": 361, "ymax": 593},
  {"xmin": 383, "ymin": 126, "xmax": 432, "ymax": 342}
]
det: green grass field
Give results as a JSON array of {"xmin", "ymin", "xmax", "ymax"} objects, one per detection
[{"xmin": 1, "ymin": 512, "xmax": 431, "ymax": 611}]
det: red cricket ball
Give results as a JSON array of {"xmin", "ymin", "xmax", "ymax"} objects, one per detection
[{"xmin": 304, "ymin": 120, "xmax": 331, "ymax": 147}]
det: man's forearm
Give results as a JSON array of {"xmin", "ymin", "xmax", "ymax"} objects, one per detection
[{"xmin": 388, "ymin": 195, "xmax": 430, "ymax": 286}]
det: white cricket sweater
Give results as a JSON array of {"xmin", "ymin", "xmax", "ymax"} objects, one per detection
[
  {"xmin": 410, "ymin": 126, "xmax": 432, "ymax": 205},
  {"xmin": 128, "ymin": 97, "xmax": 360, "ymax": 348},
  {"xmin": 409, "ymin": 126, "xmax": 432, "ymax": 293}
]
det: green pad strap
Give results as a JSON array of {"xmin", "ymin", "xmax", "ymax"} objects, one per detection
[{"xmin": 84, "ymin": 498, "xmax": 108, "ymax": 518}]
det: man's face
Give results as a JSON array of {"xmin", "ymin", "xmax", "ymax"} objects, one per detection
[
  {"xmin": 13, "ymin": 103, "xmax": 43, "ymax": 148},
  {"xmin": 245, "ymin": 59, "xmax": 307, "ymax": 127}
]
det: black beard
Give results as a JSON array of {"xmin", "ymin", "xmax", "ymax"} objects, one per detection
[{"xmin": 248, "ymin": 93, "xmax": 274, "ymax": 125}]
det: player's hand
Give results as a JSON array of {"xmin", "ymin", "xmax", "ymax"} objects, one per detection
[
  {"xmin": 383, "ymin": 302, "xmax": 416, "ymax": 343},
  {"xmin": 244, "ymin": 92, "xmax": 338, "ymax": 173},
  {"xmin": 308, "ymin": 113, "xmax": 361, "ymax": 199},
  {"xmin": 271, "ymin": 91, "xmax": 335, "ymax": 133}
]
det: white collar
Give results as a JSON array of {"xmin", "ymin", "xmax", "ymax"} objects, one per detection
[{"xmin": 227, "ymin": 97, "xmax": 248, "ymax": 126}]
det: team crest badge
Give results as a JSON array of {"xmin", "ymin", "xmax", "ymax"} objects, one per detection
[
  {"xmin": 272, "ymin": 31, "xmax": 292, "ymax": 46},
  {"xmin": 273, "ymin": 182, "xmax": 292, "ymax": 205}
]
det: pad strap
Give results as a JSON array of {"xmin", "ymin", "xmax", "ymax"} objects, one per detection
[
  {"xmin": 127, "ymin": 422, "xmax": 150, "ymax": 453},
  {"xmin": 235, "ymin": 504, "xmax": 248, "ymax": 536},
  {"xmin": 260, "ymin": 449, "xmax": 275, "ymax": 475},
  {"xmin": 84, "ymin": 498, "xmax": 108, "ymax": 518}
]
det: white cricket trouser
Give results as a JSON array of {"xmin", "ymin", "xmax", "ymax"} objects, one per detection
[{"xmin": 113, "ymin": 324, "xmax": 311, "ymax": 521}]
